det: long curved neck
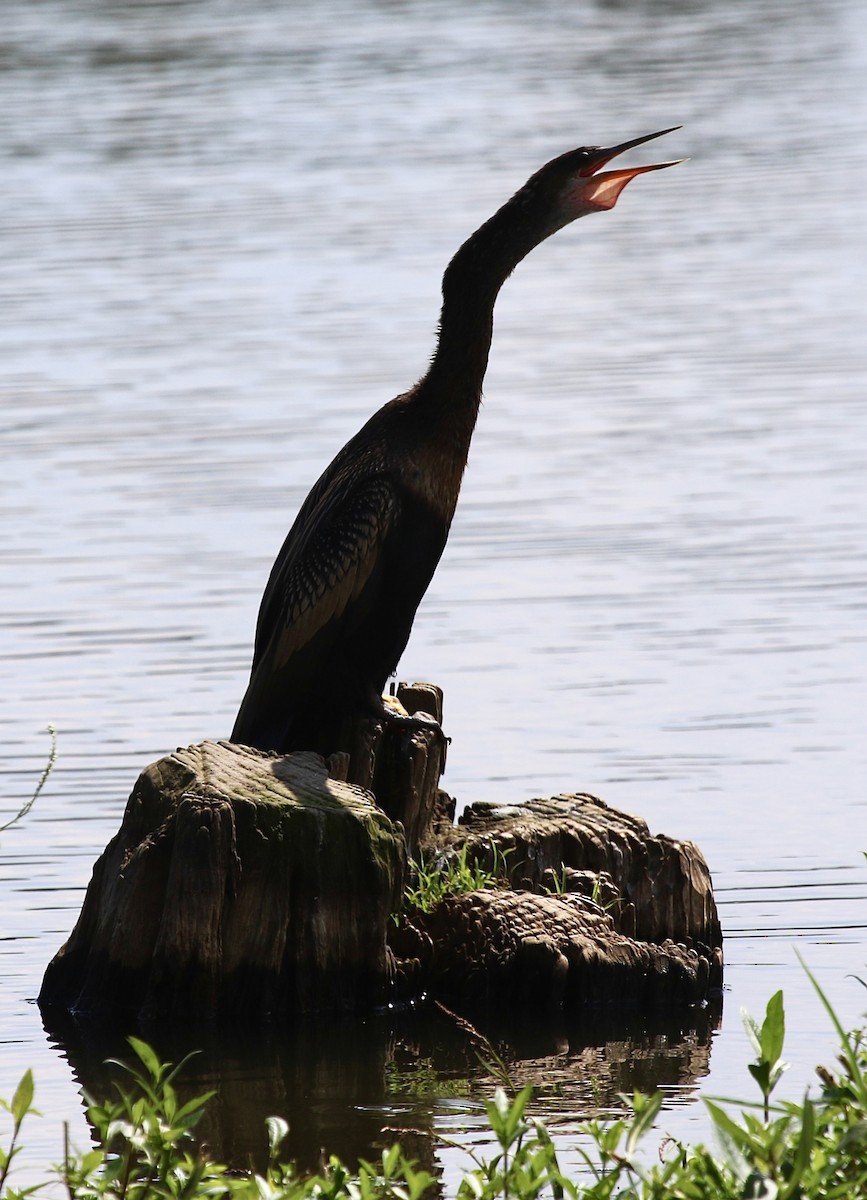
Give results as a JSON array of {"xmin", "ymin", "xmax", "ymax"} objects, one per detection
[{"xmin": 411, "ymin": 181, "xmax": 565, "ymax": 458}]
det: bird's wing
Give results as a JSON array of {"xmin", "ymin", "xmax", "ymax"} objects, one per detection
[{"xmin": 253, "ymin": 472, "xmax": 399, "ymax": 674}]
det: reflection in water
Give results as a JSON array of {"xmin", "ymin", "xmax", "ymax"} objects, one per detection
[{"xmin": 42, "ymin": 1001, "xmax": 719, "ymax": 1172}]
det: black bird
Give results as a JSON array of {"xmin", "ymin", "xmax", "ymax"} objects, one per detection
[{"xmin": 232, "ymin": 129, "xmax": 681, "ymax": 757}]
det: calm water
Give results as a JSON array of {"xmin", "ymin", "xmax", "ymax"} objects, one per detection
[{"xmin": 2, "ymin": 0, "xmax": 866, "ymax": 1185}]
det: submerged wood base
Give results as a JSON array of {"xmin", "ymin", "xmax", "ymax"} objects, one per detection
[
  {"xmin": 391, "ymin": 889, "xmax": 716, "ymax": 1012},
  {"xmin": 40, "ymin": 684, "xmax": 723, "ymax": 1024},
  {"xmin": 39, "ymin": 742, "xmax": 405, "ymax": 1022}
]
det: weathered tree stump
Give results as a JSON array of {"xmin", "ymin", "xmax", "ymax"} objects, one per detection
[
  {"xmin": 39, "ymin": 741, "xmax": 406, "ymax": 1022},
  {"xmin": 454, "ymin": 794, "xmax": 722, "ymax": 952},
  {"xmin": 40, "ymin": 683, "xmax": 723, "ymax": 1024},
  {"xmin": 327, "ymin": 681, "xmax": 452, "ymax": 858},
  {"xmin": 387, "ymin": 792, "xmax": 723, "ymax": 1009}
]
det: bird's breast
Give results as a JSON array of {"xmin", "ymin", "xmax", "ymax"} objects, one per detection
[{"xmin": 400, "ymin": 447, "xmax": 466, "ymax": 529}]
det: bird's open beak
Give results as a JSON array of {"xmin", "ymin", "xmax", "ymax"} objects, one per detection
[{"xmin": 580, "ymin": 127, "xmax": 684, "ymax": 211}]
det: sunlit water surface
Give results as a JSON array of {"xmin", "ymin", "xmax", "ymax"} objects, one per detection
[{"xmin": 2, "ymin": 0, "xmax": 866, "ymax": 1186}]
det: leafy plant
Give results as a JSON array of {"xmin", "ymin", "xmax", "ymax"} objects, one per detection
[
  {"xmin": 540, "ymin": 866, "xmax": 569, "ymax": 896},
  {"xmin": 700, "ymin": 972, "xmax": 867, "ymax": 1199},
  {"xmin": 435, "ymin": 1002, "xmax": 516, "ymax": 1093},
  {"xmin": 61, "ymin": 1036, "xmax": 220, "ymax": 1200},
  {"xmin": 402, "ymin": 842, "xmax": 512, "ymax": 915},
  {"xmin": 0, "ymin": 1070, "xmax": 39, "ymax": 1198},
  {"xmin": 742, "ymin": 989, "xmax": 789, "ymax": 1121},
  {"xmin": 0, "ymin": 725, "xmax": 56, "ymax": 835},
  {"xmin": 541, "ymin": 867, "xmax": 615, "ymax": 912},
  {"xmin": 452, "ymin": 1085, "xmax": 562, "ymax": 1200}
]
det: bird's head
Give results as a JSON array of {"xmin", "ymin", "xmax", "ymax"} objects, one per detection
[
  {"xmin": 439, "ymin": 127, "xmax": 683, "ymax": 309},
  {"xmin": 528, "ymin": 127, "xmax": 684, "ymax": 234}
]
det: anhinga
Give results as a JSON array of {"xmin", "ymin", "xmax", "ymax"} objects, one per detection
[{"xmin": 232, "ymin": 128, "xmax": 681, "ymax": 757}]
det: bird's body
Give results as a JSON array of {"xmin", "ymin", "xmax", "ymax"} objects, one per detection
[{"xmin": 232, "ymin": 130, "xmax": 680, "ymax": 757}]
